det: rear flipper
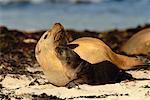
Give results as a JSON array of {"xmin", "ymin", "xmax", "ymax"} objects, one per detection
[
  {"xmin": 126, "ymin": 64, "xmax": 150, "ymax": 71},
  {"xmin": 131, "ymin": 55, "xmax": 150, "ymax": 70},
  {"xmin": 65, "ymin": 80, "xmax": 80, "ymax": 89}
]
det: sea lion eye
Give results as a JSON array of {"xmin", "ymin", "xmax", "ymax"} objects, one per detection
[
  {"xmin": 66, "ymin": 57, "xmax": 70, "ymax": 61},
  {"xmin": 44, "ymin": 34, "xmax": 48, "ymax": 39}
]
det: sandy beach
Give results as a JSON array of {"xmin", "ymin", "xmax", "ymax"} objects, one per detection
[{"xmin": 0, "ymin": 24, "xmax": 150, "ymax": 99}]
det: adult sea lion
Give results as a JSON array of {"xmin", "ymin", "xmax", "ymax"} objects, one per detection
[
  {"xmin": 35, "ymin": 23, "xmax": 144, "ymax": 87},
  {"xmin": 121, "ymin": 28, "xmax": 150, "ymax": 56},
  {"xmin": 35, "ymin": 23, "xmax": 70, "ymax": 86}
]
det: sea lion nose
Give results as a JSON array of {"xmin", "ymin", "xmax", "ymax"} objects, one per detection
[
  {"xmin": 51, "ymin": 23, "xmax": 64, "ymax": 33},
  {"xmin": 54, "ymin": 23, "xmax": 62, "ymax": 26},
  {"xmin": 53, "ymin": 23, "xmax": 63, "ymax": 29}
]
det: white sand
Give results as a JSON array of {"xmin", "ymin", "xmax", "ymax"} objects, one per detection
[{"xmin": 0, "ymin": 65, "xmax": 150, "ymax": 99}]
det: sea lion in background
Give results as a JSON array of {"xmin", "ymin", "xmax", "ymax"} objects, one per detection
[
  {"xmin": 121, "ymin": 28, "xmax": 150, "ymax": 56},
  {"xmin": 35, "ymin": 23, "xmax": 144, "ymax": 87}
]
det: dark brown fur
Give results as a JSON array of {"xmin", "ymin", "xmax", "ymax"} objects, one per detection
[{"xmin": 55, "ymin": 46, "xmax": 133, "ymax": 88}]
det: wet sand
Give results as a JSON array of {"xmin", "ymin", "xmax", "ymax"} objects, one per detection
[{"xmin": 0, "ymin": 24, "xmax": 150, "ymax": 99}]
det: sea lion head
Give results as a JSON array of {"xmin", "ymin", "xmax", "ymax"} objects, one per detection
[
  {"xmin": 35, "ymin": 23, "xmax": 70, "ymax": 57},
  {"xmin": 39, "ymin": 23, "xmax": 69, "ymax": 47},
  {"xmin": 55, "ymin": 46, "xmax": 81, "ymax": 69}
]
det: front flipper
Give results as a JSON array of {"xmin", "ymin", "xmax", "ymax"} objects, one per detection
[
  {"xmin": 65, "ymin": 80, "xmax": 80, "ymax": 89},
  {"xmin": 65, "ymin": 61, "xmax": 92, "ymax": 89},
  {"xmin": 67, "ymin": 44, "xmax": 79, "ymax": 49}
]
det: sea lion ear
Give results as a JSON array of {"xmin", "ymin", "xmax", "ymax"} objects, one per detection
[{"xmin": 67, "ymin": 44, "xmax": 79, "ymax": 49}]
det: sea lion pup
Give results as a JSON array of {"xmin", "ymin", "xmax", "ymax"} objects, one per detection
[
  {"xmin": 121, "ymin": 28, "xmax": 150, "ymax": 56},
  {"xmin": 55, "ymin": 46, "xmax": 132, "ymax": 88},
  {"xmin": 35, "ymin": 23, "xmax": 143, "ymax": 87}
]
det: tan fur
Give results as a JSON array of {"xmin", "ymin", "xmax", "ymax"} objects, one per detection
[
  {"xmin": 35, "ymin": 23, "xmax": 75, "ymax": 86},
  {"xmin": 121, "ymin": 28, "xmax": 150, "ymax": 55},
  {"xmin": 70, "ymin": 37, "xmax": 143, "ymax": 70},
  {"xmin": 35, "ymin": 23, "xmax": 144, "ymax": 86}
]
